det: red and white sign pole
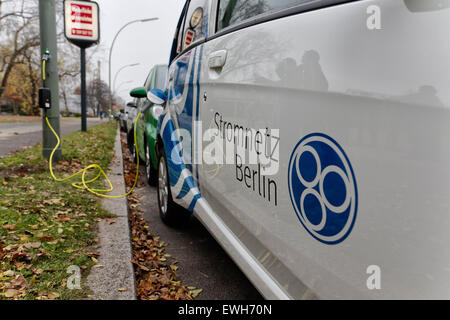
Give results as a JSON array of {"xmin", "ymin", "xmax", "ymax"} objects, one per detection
[{"xmin": 64, "ymin": 0, "xmax": 99, "ymax": 132}]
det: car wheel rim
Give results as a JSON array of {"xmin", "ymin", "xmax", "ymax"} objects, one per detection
[{"xmin": 158, "ymin": 158, "xmax": 168, "ymax": 215}]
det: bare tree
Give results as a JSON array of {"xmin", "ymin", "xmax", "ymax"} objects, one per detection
[
  {"xmin": 0, "ymin": 0, "xmax": 40, "ymax": 99},
  {"xmin": 0, "ymin": 0, "xmax": 104, "ymax": 115}
]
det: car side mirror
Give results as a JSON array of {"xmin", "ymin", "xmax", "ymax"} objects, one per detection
[
  {"xmin": 130, "ymin": 87, "xmax": 147, "ymax": 99},
  {"xmin": 147, "ymin": 88, "xmax": 167, "ymax": 105},
  {"xmin": 126, "ymin": 101, "xmax": 137, "ymax": 109}
]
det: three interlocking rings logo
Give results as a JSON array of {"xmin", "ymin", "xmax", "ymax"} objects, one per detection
[{"xmin": 288, "ymin": 133, "xmax": 358, "ymax": 245}]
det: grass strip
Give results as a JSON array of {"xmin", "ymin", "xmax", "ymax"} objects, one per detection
[{"xmin": 0, "ymin": 121, "xmax": 117, "ymax": 300}]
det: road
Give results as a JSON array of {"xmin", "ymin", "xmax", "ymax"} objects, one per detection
[
  {"xmin": 136, "ymin": 186, "xmax": 263, "ymax": 300},
  {"xmin": 0, "ymin": 118, "xmax": 104, "ymax": 157}
]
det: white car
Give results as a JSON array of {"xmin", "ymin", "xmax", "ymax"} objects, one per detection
[{"xmin": 145, "ymin": 0, "xmax": 450, "ymax": 299}]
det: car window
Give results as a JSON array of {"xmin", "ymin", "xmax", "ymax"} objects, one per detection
[
  {"xmin": 217, "ymin": 0, "xmax": 312, "ymax": 31},
  {"xmin": 181, "ymin": 0, "xmax": 208, "ymax": 51},
  {"xmin": 155, "ymin": 66, "xmax": 168, "ymax": 90}
]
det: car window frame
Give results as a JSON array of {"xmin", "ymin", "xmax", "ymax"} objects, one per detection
[
  {"xmin": 181, "ymin": 0, "xmax": 210, "ymax": 51},
  {"xmin": 211, "ymin": 0, "xmax": 360, "ymax": 39},
  {"xmin": 171, "ymin": 0, "xmax": 359, "ymax": 65},
  {"xmin": 171, "ymin": 0, "xmax": 212, "ymax": 64},
  {"xmin": 170, "ymin": 1, "xmax": 190, "ymax": 64}
]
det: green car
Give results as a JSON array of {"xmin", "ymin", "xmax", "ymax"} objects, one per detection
[{"xmin": 129, "ymin": 64, "xmax": 168, "ymax": 186}]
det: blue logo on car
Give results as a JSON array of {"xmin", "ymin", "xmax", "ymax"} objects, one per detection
[{"xmin": 288, "ymin": 133, "xmax": 358, "ymax": 245}]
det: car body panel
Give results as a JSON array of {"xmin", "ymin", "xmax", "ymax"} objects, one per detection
[
  {"xmin": 134, "ymin": 65, "xmax": 168, "ymax": 167},
  {"xmin": 158, "ymin": 0, "xmax": 450, "ymax": 299}
]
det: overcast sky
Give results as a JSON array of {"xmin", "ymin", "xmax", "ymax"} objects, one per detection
[{"xmin": 91, "ymin": 0, "xmax": 185, "ymax": 103}]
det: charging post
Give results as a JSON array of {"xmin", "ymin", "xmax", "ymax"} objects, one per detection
[
  {"xmin": 39, "ymin": 0, "xmax": 62, "ymax": 161},
  {"xmin": 63, "ymin": 0, "xmax": 100, "ymax": 132}
]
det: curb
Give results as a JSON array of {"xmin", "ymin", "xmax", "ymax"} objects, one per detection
[{"xmin": 86, "ymin": 126, "xmax": 136, "ymax": 300}]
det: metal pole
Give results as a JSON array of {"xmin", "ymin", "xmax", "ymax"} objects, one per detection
[
  {"xmin": 39, "ymin": 0, "xmax": 61, "ymax": 161},
  {"xmin": 108, "ymin": 18, "xmax": 158, "ymax": 117},
  {"xmin": 113, "ymin": 63, "xmax": 139, "ymax": 96},
  {"xmin": 115, "ymin": 80, "xmax": 133, "ymax": 94},
  {"xmin": 80, "ymin": 48, "xmax": 87, "ymax": 132}
]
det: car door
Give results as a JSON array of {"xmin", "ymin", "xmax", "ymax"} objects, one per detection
[
  {"xmin": 162, "ymin": 0, "xmax": 210, "ymax": 210},
  {"xmin": 199, "ymin": 0, "xmax": 450, "ymax": 300}
]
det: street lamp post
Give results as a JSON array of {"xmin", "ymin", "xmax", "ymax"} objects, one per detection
[
  {"xmin": 115, "ymin": 80, "xmax": 133, "ymax": 94},
  {"xmin": 113, "ymin": 63, "xmax": 139, "ymax": 96},
  {"xmin": 108, "ymin": 17, "xmax": 158, "ymax": 116}
]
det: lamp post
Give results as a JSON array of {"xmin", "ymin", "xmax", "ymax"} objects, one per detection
[
  {"xmin": 113, "ymin": 63, "xmax": 139, "ymax": 96},
  {"xmin": 115, "ymin": 80, "xmax": 133, "ymax": 94},
  {"xmin": 108, "ymin": 17, "xmax": 158, "ymax": 116}
]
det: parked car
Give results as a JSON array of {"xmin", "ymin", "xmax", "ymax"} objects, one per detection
[
  {"xmin": 114, "ymin": 111, "xmax": 121, "ymax": 122},
  {"xmin": 136, "ymin": 0, "xmax": 450, "ymax": 299},
  {"xmin": 125, "ymin": 99, "xmax": 138, "ymax": 155},
  {"xmin": 129, "ymin": 65, "xmax": 168, "ymax": 185},
  {"xmin": 118, "ymin": 108, "xmax": 127, "ymax": 131}
]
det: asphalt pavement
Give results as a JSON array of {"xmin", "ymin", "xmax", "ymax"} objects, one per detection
[
  {"xmin": 0, "ymin": 118, "xmax": 103, "ymax": 157},
  {"xmin": 136, "ymin": 186, "xmax": 263, "ymax": 300}
]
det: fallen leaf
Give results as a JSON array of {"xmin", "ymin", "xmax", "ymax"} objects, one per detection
[
  {"xmin": 58, "ymin": 216, "xmax": 75, "ymax": 222},
  {"xmin": 22, "ymin": 242, "xmax": 41, "ymax": 249},
  {"xmin": 4, "ymin": 289, "xmax": 18, "ymax": 298},
  {"xmin": 87, "ymin": 253, "xmax": 100, "ymax": 258},
  {"xmin": 4, "ymin": 270, "xmax": 14, "ymax": 277},
  {"xmin": 118, "ymin": 288, "xmax": 128, "ymax": 292},
  {"xmin": 2, "ymin": 225, "xmax": 15, "ymax": 230},
  {"xmin": 8, "ymin": 275, "xmax": 28, "ymax": 290},
  {"xmin": 48, "ymin": 292, "xmax": 60, "ymax": 299},
  {"xmin": 39, "ymin": 236, "xmax": 54, "ymax": 242},
  {"xmin": 105, "ymin": 219, "xmax": 116, "ymax": 225},
  {"xmin": 190, "ymin": 288, "xmax": 203, "ymax": 299},
  {"xmin": 33, "ymin": 268, "xmax": 44, "ymax": 275}
]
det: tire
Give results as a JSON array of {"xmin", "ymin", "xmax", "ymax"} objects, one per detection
[
  {"xmin": 145, "ymin": 141, "xmax": 157, "ymax": 186},
  {"xmin": 157, "ymin": 147, "xmax": 190, "ymax": 227}
]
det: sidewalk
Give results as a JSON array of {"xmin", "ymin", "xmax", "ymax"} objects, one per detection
[{"xmin": 86, "ymin": 127, "xmax": 136, "ymax": 300}]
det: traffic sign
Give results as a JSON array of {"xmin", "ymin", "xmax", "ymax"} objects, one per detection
[{"xmin": 64, "ymin": 0, "xmax": 99, "ymax": 48}]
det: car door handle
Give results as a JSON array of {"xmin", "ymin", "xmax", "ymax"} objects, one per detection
[{"xmin": 208, "ymin": 50, "xmax": 227, "ymax": 69}]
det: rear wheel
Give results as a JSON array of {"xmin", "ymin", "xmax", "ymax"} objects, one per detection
[{"xmin": 157, "ymin": 148, "xmax": 190, "ymax": 227}]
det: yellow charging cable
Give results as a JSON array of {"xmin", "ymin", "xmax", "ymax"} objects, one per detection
[
  {"xmin": 45, "ymin": 112, "xmax": 141, "ymax": 199},
  {"xmin": 42, "ymin": 60, "xmax": 46, "ymax": 81}
]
